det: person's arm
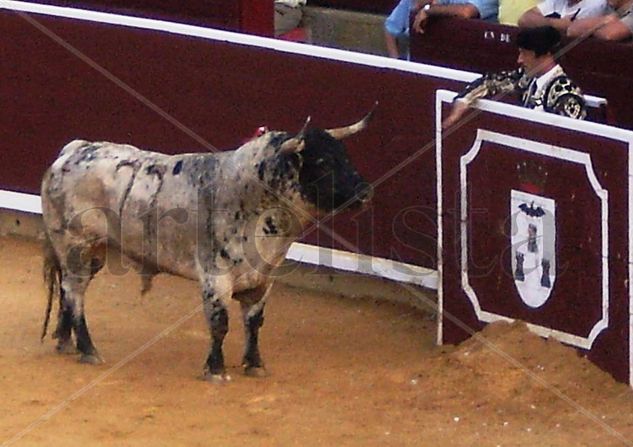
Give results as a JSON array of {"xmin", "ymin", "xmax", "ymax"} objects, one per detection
[
  {"xmin": 442, "ymin": 69, "xmax": 522, "ymax": 128},
  {"xmin": 546, "ymin": 77, "xmax": 587, "ymax": 119},
  {"xmin": 518, "ymin": 6, "xmax": 573, "ymax": 31},
  {"xmin": 427, "ymin": 2, "xmax": 480, "ymax": 18},
  {"xmin": 567, "ymin": 13, "xmax": 631, "ymax": 40},
  {"xmin": 566, "ymin": 15, "xmax": 610, "ymax": 36},
  {"xmin": 518, "ymin": 6, "xmax": 546, "ymax": 27},
  {"xmin": 458, "ymin": 69, "xmax": 522, "ymax": 105},
  {"xmin": 441, "ymin": 100, "xmax": 470, "ymax": 129},
  {"xmin": 413, "ymin": 3, "xmax": 480, "ymax": 33},
  {"xmin": 593, "ymin": 14, "xmax": 633, "ymax": 39}
]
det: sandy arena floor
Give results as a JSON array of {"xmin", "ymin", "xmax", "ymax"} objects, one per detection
[{"xmin": 1, "ymin": 236, "xmax": 633, "ymax": 446}]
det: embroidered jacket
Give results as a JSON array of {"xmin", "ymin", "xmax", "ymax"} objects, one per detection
[{"xmin": 455, "ymin": 65, "xmax": 587, "ymax": 119}]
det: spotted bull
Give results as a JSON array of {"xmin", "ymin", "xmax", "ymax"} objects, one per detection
[{"xmin": 40, "ymin": 110, "xmax": 373, "ymax": 382}]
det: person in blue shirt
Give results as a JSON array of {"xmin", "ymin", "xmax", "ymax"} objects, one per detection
[
  {"xmin": 384, "ymin": 0, "xmax": 425, "ymax": 58},
  {"xmin": 413, "ymin": 0, "xmax": 499, "ymax": 33}
]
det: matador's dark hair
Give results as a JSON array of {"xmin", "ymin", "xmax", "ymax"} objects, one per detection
[{"xmin": 516, "ymin": 26, "xmax": 561, "ymax": 56}]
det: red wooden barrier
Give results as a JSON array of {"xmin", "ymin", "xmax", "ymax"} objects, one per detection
[
  {"xmin": 240, "ymin": 0, "xmax": 273, "ymax": 36},
  {"xmin": 25, "ymin": 0, "xmax": 274, "ymax": 35},
  {"xmin": 1, "ymin": 3, "xmax": 471, "ymax": 277},
  {"xmin": 437, "ymin": 89, "xmax": 633, "ymax": 384}
]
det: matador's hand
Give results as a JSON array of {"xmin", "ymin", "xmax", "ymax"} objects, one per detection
[{"xmin": 442, "ymin": 101, "xmax": 469, "ymax": 129}]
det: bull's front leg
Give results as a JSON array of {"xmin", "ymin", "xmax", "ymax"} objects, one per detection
[
  {"xmin": 201, "ymin": 275, "xmax": 233, "ymax": 383},
  {"xmin": 237, "ymin": 282, "xmax": 273, "ymax": 378}
]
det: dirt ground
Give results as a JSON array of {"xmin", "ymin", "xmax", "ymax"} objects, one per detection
[{"xmin": 2, "ymin": 236, "xmax": 633, "ymax": 446}]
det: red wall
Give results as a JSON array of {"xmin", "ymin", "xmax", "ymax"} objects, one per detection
[
  {"xmin": 27, "ymin": 0, "xmax": 274, "ymax": 35},
  {"xmin": 240, "ymin": 0, "xmax": 274, "ymax": 36},
  {"xmin": 1, "ymin": 8, "xmax": 466, "ymax": 270}
]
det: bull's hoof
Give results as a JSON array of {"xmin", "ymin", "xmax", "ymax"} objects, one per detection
[
  {"xmin": 78, "ymin": 353, "xmax": 104, "ymax": 365},
  {"xmin": 244, "ymin": 366, "xmax": 268, "ymax": 378},
  {"xmin": 55, "ymin": 341, "xmax": 79, "ymax": 355},
  {"xmin": 201, "ymin": 371, "xmax": 232, "ymax": 384}
]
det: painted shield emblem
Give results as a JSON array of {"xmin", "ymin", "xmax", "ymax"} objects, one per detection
[{"xmin": 510, "ymin": 190, "xmax": 556, "ymax": 308}]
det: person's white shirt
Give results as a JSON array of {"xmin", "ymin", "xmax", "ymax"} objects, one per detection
[
  {"xmin": 537, "ymin": 0, "xmax": 607, "ymax": 19},
  {"xmin": 526, "ymin": 64, "xmax": 564, "ymax": 111},
  {"xmin": 275, "ymin": 0, "xmax": 307, "ymax": 7}
]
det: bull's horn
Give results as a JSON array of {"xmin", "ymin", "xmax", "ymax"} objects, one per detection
[
  {"xmin": 280, "ymin": 116, "xmax": 311, "ymax": 154},
  {"xmin": 279, "ymin": 138, "xmax": 305, "ymax": 154},
  {"xmin": 325, "ymin": 101, "xmax": 378, "ymax": 140}
]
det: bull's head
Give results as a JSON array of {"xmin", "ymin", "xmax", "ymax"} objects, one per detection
[{"xmin": 279, "ymin": 106, "xmax": 375, "ymax": 213}]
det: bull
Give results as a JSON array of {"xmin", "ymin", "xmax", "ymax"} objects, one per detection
[{"xmin": 40, "ymin": 110, "xmax": 372, "ymax": 382}]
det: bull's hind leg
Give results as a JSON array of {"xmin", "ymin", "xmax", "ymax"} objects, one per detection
[
  {"xmin": 53, "ymin": 286, "xmax": 77, "ymax": 355},
  {"xmin": 53, "ymin": 256, "xmax": 104, "ymax": 355},
  {"xmin": 60, "ymin": 271, "xmax": 103, "ymax": 364},
  {"xmin": 51, "ymin": 239, "xmax": 105, "ymax": 363},
  {"xmin": 238, "ymin": 282, "xmax": 272, "ymax": 378},
  {"xmin": 201, "ymin": 275, "xmax": 233, "ymax": 383}
]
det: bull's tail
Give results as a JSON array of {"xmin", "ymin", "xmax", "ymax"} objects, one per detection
[{"xmin": 41, "ymin": 234, "xmax": 61, "ymax": 342}]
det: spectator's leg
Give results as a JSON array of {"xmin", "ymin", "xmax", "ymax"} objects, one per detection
[
  {"xmin": 398, "ymin": 34, "xmax": 411, "ymax": 61},
  {"xmin": 384, "ymin": 30, "xmax": 400, "ymax": 58}
]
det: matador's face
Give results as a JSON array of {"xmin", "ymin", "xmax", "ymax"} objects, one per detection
[
  {"xmin": 517, "ymin": 48, "xmax": 553, "ymax": 77},
  {"xmin": 517, "ymin": 48, "xmax": 538, "ymax": 73}
]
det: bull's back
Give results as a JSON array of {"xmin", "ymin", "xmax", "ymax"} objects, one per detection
[{"xmin": 41, "ymin": 140, "xmax": 172, "ymax": 238}]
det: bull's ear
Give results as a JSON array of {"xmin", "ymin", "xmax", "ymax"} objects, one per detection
[
  {"xmin": 279, "ymin": 116, "xmax": 311, "ymax": 154},
  {"xmin": 325, "ymin": 101, "xmax": 378, "ymax": 140}
]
